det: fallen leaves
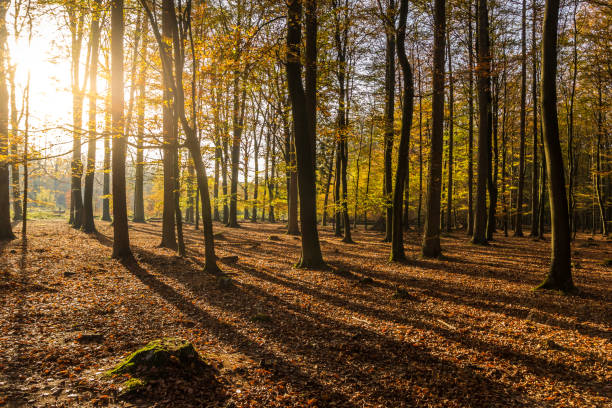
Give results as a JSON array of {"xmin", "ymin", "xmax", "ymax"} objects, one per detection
[{"xmin": 0, "ymin": 220, "xmax": 610, "ymax": 407}]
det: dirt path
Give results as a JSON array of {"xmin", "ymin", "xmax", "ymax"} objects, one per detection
[{"xmin": 1, "ymin": 220, "xmax": 610, "ymax": 407}]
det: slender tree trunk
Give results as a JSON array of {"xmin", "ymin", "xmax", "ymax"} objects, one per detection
[
  {"xmin": 515, "ymin": 0, "xmax": 527, "ymax": 237},
  {"xmin": 472, "ymin": 0, "xmax": 491, "ymax": 245},
  {"xmin": 536, "ymin": 0, "xmax": 575, "ymax": 292},
  {"xmin": 364, "ymin": 121, "xmax": 373, "ymax": 229},
  {"xmin": 133, "ymin": 20, "xmax": 147, "ymax": 224},
  {"xmin": 286, "ymin": 116, "xmax": 299, "ymax": 234},
  {"xmin": 467, "ymin": 0, "xmax": 474, "ymax": 235},
  {"xmin": 286, "ymin": 0, "xmax": 324, "ymax": 268},
  {"xmin": 222, "ymin": 135, "xmax": 229, "ymax": 224},
  {"xmin": 501, "ymin": 47, "xmax": 509, "ymax": 236},
  {"xmin": 251, "ymin": 133, "xmax": 259, "ymax": 221},
  {"xmin": 417, "ymin": 57, "xmax": 423, "ymax": 232},
  {"xmin": 160, "ymin": 0, "xmax": 177, "ymax": 249},
  {"xmin": 102, "ymin": 90, "xmax": 111, "ymax": 221},
  {"xmin": 530, "ymin": 0, "xmax": 540, "ymax": 236},
  {"xmin": 70, "ymin": 18, "xmax": 86, "ymax": 229},
  {"xmin": 446, "ymin": 28, "xmax": 454, "ymax": 232},
  {"xmin": 268, "ymin": 136, "xmax": 275, "ymax": 222},
  {"xmin": 0, "ymin": 0, "xmax": 14, "ymax": 241},
  {"xmin": 228, "ymin": 74, "xmax": 245, "ymax": 228},
  {"xmin": 21, "ymin": 75, "xmax": 29, "ymax": 238},
  {"xmin": 9, "ymin": 69, "xmax": 21, "ymax": 221},
  {"xmin": 391, "ymin": 0, "xmax": 414, "ymax": 261},
  {"xmin": 595, "ymin": 70, "xmax": 608, "ymax": 236},
  {"xmin": 422, "ymin": 0, "xmax": 445, "ymax": 257},
  {"xmin": 383, "ymin": 0, "xmax": 395, "ymax": 242},
  {"xmin": 81, "ymin": 0, "xmax": 101, "ymax": 233},
  {"xmin": 111, "ymin": 0, "xmax": 132, "ymax": 260}
]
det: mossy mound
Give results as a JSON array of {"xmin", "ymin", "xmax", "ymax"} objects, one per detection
[
  {"xmin": 106, "ymin": 338, "xmax": 218, "ymax": 397},
  {"xmin": 108, "ymin": 338, "xmax": 209, "ymax": 378}
]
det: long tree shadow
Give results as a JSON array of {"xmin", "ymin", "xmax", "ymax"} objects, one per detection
[
  {"xmin": 141, "ymin": 251, "xmax": 609, "ymax": 402},
  {"xmin": 126, "ymin": 257, "xmax": 540, "ymax": 406}
]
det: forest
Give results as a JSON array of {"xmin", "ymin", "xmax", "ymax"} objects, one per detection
[{"xmin": 0, "ymin": 0, "xmax": 610, "ymax": 405}]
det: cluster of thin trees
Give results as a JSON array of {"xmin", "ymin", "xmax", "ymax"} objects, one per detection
[{"xmin": 1, "ymin": 0, "xmax": 609, "ymax": 294}]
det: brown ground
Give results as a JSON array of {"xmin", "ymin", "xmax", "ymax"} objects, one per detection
[{"xmin": 0, "ymin": 219, "xmax": 610, "ymax": 407}]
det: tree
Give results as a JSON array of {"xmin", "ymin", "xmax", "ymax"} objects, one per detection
[
  {"xmin": 529, "ymin": 0, "xmax": 539, "ymax": 237},
  {"xmin": 133, "ymin": 17, "xmax": 147, "ymax": 223},
  {"xmin": 422, "ymin": 0, "xmax": 445, "ymax": 257},
  {"xmin": 535, "ymin": 0, "xmax": 575, "ymax": 293},
  {"xmin": 286, "ymin": 0, "xmax": 324, "ymax": 268},
  {"xmin": 382, "ymin": 0, "xmax": 395, "ymax": 243},
  {"xmin": 390, "ymin": 0, "xmax": 414, "ymax": 261},
  {"xmin": 471, "ymin": 0, "xmax": 491, "ymax": 245},
  {"xmin": 0, "ymin": 0, "xmax": 14, "ymax": 241},
  {"xmin": 81, "ymin": 0, "xmax": 101, "ymax": 233},
  {"xmin": 110, "ymin": 0, "xmax": 132, "ymax": 260},
  {"xmin": 466, "ymin": 0, "xmax": 474, "ymax": 236},
  {"xmin": 515, "ymin": 0, "xmax": 527, "ymax": 237}
]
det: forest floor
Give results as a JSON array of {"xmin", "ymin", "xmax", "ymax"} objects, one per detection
[{"xmin": 0, "ymin": 219, "xmax": 610, "ymax": 407}]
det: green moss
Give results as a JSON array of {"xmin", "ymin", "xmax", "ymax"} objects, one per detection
[
  {"xmin": 120, "ymin": 378, "xmax": 146, "ymax": 395},
  {"xmin": 107, "ymin": 338, "xmax": 207, "ymax": 377}
]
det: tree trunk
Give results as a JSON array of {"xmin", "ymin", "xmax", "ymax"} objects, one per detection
[
  {"xmin": 536, "ymin": 0, "xmax": 575, "ymax": 293},
  {"xmin": 471, "ymin": 0, "xmax": 491, "ymax": 245},
  {"xmin": 160, "ymin": 0, "xmax": 177, "ymax": 249},
  {"xmin": 530, "ymin": 0, "xmax": 539, "ymax": 236},
  {"xmin": 9, "ymin": 68, "xmax": 21, "ymax": 221},
  {"xmin": 382, "ymin": 0, "xmax": 395, "ymax": 242},
  {"xmin": 133, "ymin": 20, "xmax": 147, "ymax": 224},
  {"xmin": 286, "ymin": 0, "xmax": 324, "ymax": 268},
  {"xmin": 102, "ymin": 90, "xmax": 111, "ymax": 221},
  {"xmin": 466, "ymin": 0, "xmax": 474, "ymax": 235},
  {"xmin": 446, "ymin": 27, "xmax": 453, "ymax": 233},
  {"xmin": 70, "ymin": 13, "xmax": 86, "ymax": 229},
  {"xmin": 515, "ymin": 0, "xmax": 527, "ymax": 237},
  {"xmin": 487, "ymin": 69, "xmax": 498, "ymax": 241},
  {"xmin": 0, "ymin": 0, "xmax": 14, "ymax": 241},
  {"xmin": 391, "ymin": 0, "xmax": 414, "ymax": 261},
  {"xmin": 111, "ymin": 0, "xmax": 132, "ymax": 260},
  {"xmin": 595, "ymin": 70, "xmax": 608, "ymax": 236},
  {"xmin": 81, "ymin": 0, "xmax": 101, "ymax": 233},
  {"xmin": 422, "ymin": 0, "xmax": 445, "ymax": 257}
]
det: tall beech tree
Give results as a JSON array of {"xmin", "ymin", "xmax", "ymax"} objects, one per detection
[
  {"xmin": 390, "ymin": 0, "xmax": 414, "ymax": 261},
  {"xmin": 536, "ymin": 0, "xmax": 575, "ymax": 292},
  {"xmin": 515, "ymin": 0, "xmax": 527, "ymax": 237},
  {"xmin": 0, "ymin": 0, "xmax": 14, "ymax": 241},
  {"xmin": 422, "ymin": 0, "xmax": 445, "ymax": 257},
  {"xmin": 110, "ymin": 0, "xmax": 132, "ymax": 260},
  {"xmin": 471, "ymin": 0, "xmax": 491, "ymax": 245},
  {"xmin": 81, "ymin": 0, "xmax": 101, "ymax": 233},
  {"xmin": 286, "ymin": 0, "xmax": 324, "ymax": 268}
]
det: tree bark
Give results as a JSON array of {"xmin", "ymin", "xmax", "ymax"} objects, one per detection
[
  {"xmin": 159, "ymin": 0, "xmax": 177, "ymax": 249},
  {"xmin": 133, "ymin": 18, "xmax": 147, "ymax": 224},
  {"xmin": 422, "ymin": 0, "xmax": 445, "ymax": 257},
  {"xmin": 286, "ymin": 0, "xmax": 324, "ymax": 268},
  {"xmin": 390, "ymin": 0, "xmax": 414, "ymax": 261},
  {"xmin": 110, "ymin": 0, "xmax": 132, "ymax": 260},
  {"xmin": 515, "ymin": 0, "xmax": 527, "ymax": 237},
  {"xmin": 471, "ymin": 0, "xmax": 491, "ymax": 245},
  {"xmin": 536, "ymin": 0, "xmax": 575, "ymax": 293},
  {"xmin": 530, "ymin": 0, "xmax": 539, "ymax": 236},
  {"xmin": 0, "ymin": 0, "xmax": 14, "ymax": 241},
  {"xmin": 382, "ymin": 0, "xmax": 395, "ymax": 243},
  {"xmin": 81, "ymin": 0, "xmax": 101, "ymax": 233}
]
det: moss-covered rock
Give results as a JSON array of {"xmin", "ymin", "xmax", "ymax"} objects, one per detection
[{"xmin": 107, "ymin": 338, "xmax": 209, "ymax": 377}]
